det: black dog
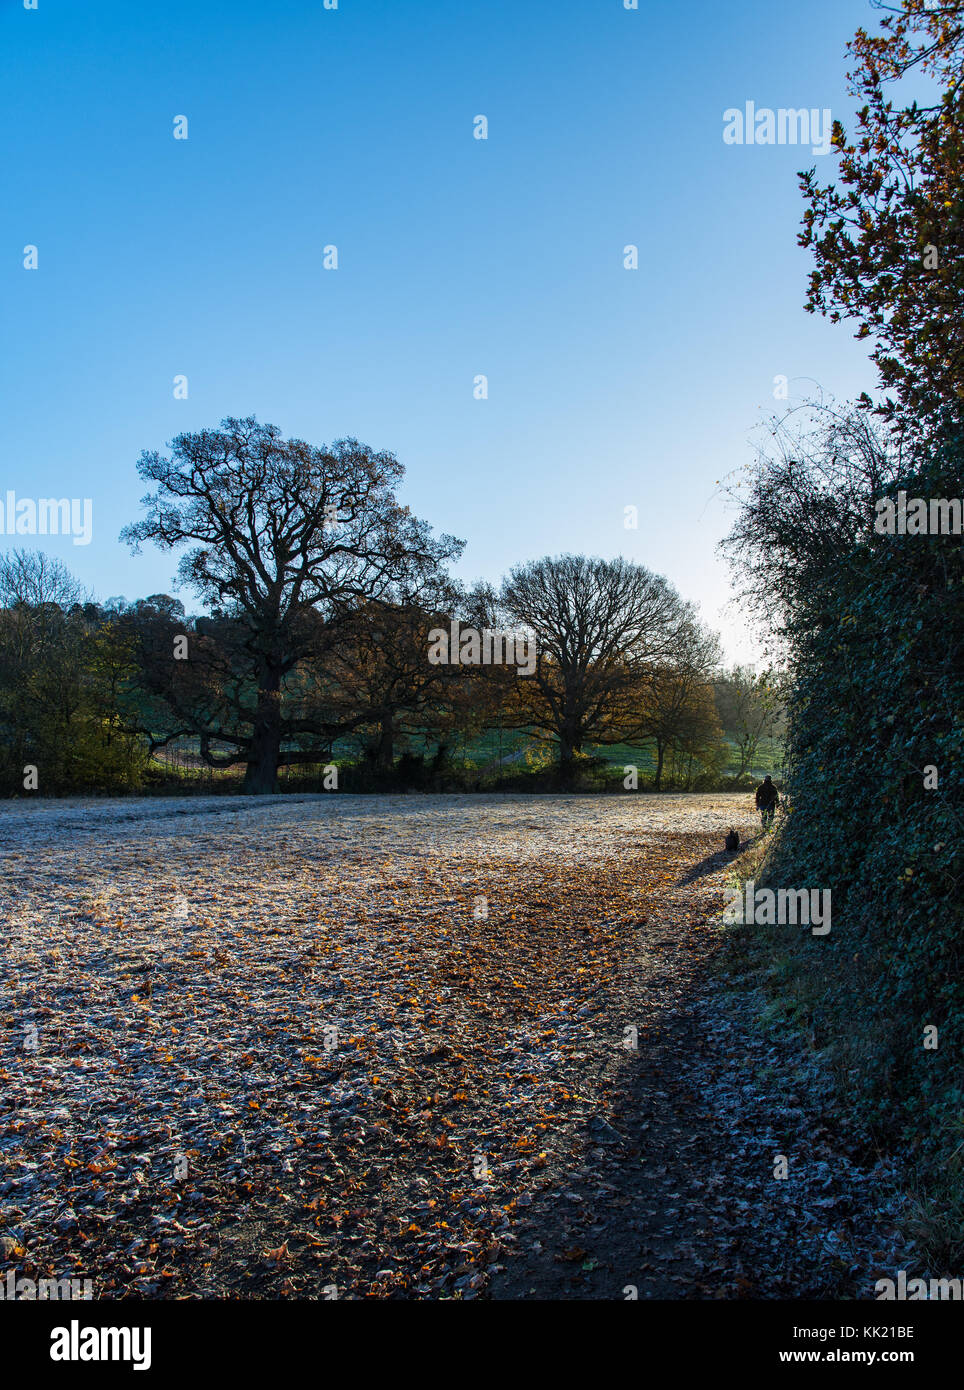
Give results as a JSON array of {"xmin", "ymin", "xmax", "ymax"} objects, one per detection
[{"xmin": 724, "ymin": 829, "xmax": 740, "ymax": 852}]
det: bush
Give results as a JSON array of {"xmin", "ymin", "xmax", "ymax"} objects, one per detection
[{"xmin": 725, "ymin": 425, "xmax": 964, "ymax": 1261}]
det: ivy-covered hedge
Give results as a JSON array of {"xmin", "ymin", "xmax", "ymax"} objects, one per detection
[{"xmin": 726, "ymin": 425, "xmax": 964, "ymax": 1257}]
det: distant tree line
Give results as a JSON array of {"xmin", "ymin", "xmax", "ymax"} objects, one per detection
[{"xmin": 0, "ymin": 420, "xmax": 780, "ymax": 797}]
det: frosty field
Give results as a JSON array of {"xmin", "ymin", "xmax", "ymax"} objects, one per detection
[{"xmin": 0, "ymin": 793, "xmax": 905, "ymax": 1300}]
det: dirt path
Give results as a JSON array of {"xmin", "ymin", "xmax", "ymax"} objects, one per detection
[
  {"xmin": 0, "ymin": 793, "xmax": 909, "ymax": 1299},
  {"xmin": 489, "ymin": 840, "xmax": 910, "ymax": 1300}
]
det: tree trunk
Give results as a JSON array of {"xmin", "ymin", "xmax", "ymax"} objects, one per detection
[
  {"xmin": 559, "ymin": 728, "xmax": 580, "ymax": 789},
  {"xmin": 244, "ymin": 676, "xmax": 282, "ymax": 794},
  {"xmin": 736, "ymin": 736, "xmax": 754, "ymax": 779},
  {"xmin": 375, "ymin": 717, "xmax": 394, "ymax": 772},
  {"xmin": 654, "ymin": 738, "xmax": 665, "ymax": 791}
]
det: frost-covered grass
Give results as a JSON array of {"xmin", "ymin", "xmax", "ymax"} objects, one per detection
[{"xmin": 0, "ymin": 792, "xmax": 759, "ymax": 1298}]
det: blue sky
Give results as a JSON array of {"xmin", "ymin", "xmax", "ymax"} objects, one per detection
[{"xmin": 2, "ymin": 0, "xmax": 879, "ymax": 661}]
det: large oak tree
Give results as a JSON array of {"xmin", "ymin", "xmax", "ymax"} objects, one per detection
[{"xmin": 122, "ymin": 417, "xmax": 461, "ymax": 792}]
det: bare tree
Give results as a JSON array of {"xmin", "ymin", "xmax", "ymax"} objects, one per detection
[
  {"xmin": 0, "ymin": 548, "xmax": 83, "ymax": 610},
  {"xmin": 721, "ymin": 401, "xmax": 903, "ymax": 635},
  {"xmin": 713, "ymin": 665, "xmax": 785, "ymax": 779},
  {"xmin": 122, "ymin": 417, "xmax": 462, "ymax": 792},
  {"xmin": 641, "ymin": 621, "xmax": 721, "ymax": 789},
  {"xmin": 499, "ymin": 554, "xmax": 693, "ymax": 785}
]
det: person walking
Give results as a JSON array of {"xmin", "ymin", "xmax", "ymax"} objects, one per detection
[{"xmin": 755, "ymin": 774, "xmax": 779, "ymax": 830}]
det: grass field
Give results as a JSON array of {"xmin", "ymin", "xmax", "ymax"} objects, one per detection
[
  {"xmin": 148, "ymin": 729, "xmax": 785, "ymax": 789},
  {"xmin": 0, "ymin": 791, "xmax": 908, "ymax": 1301}
]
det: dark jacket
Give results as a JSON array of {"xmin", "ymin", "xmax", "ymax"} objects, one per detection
[{"xmin": 755, "ymin": 778, "xmax": 779, "ymax": 808}]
